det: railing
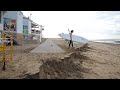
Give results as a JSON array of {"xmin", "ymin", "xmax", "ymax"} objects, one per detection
[{"xmin": 3, "ymin": 31, "xmax": 22, "ymax": 45}]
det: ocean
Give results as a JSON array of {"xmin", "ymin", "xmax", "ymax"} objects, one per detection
[{"xmin": 93, "ymin": 39, "xmax": 120, "ymax": 45}]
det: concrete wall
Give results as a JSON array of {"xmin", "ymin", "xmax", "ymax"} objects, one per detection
[
  {"xmin": 1, "ymin": 11, "xmax": 23, "ymax": 34},
  {"xmin": 0, "ymin": 24, "xmax": 3, "ymax": 30},
  {"xmin": 1, "ymin": 11, "xmax": 17, "ymax": 32},
  {"xmin": 0, "ymin": 11, "xmax": 40, "ymax": 42},
  {"xmin": 28, "ymin": 20, "xmax": 31, "ymax": 34},
  {"xmin": 0, "ymin": 11, "xmax": 3, "ymax": 30},
  {"xmin": 0, "ymin": 11, "xmax": 1, "ymax": 23},
  {"xmin": 16, "ymin": 12, "xmax": 24, "ymax": 42},
  {"xmin": 1, "ymin": 11, "xmax": 24, "ymax": 43},
  {"xmin": 2, "ymin": 11, "xmax": 17, "ymax": 20},
  {"xmin": 17, "ymin": 11, "xmax": 23, "ymax": 34},
  {"xmin": 23, "ymin": 18, "xmax": 28, "ymax": 26}
]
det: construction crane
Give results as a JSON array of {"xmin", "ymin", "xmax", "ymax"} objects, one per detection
[{"xmin": 0, "ymin": 30, "xmax": 13, "ymax": 70}]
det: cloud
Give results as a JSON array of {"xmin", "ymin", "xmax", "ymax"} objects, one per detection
[
  {"xmin": 22, "ymin": 11, "xmax": 120, "ymax": 39},
  {"xmin": 97, "ymin": 11, "xmax": 120, "ymax": 24}
]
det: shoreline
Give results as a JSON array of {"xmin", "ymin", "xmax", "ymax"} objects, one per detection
[{"xmin": 93, "ymin": 41, "xmax": 120, "ymax": 46}]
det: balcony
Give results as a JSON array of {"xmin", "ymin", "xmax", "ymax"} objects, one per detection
[{"xmin": 31, "ymin": 30, "xmax": 40, "ymax": 36}]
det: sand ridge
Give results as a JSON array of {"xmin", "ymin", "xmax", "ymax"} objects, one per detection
[{"xmin": 0, "ymin": 39, "xmax": 120, "ymax": 79}]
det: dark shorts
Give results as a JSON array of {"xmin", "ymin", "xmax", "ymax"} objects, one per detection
[{"xmin": 69, "ymin": 40, "xmax": 73, "ymax": 47}]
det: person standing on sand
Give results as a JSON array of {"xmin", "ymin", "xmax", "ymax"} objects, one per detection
[{"xmin": 68, "ymin": 28, "xmax": 74, "ymax": 48}]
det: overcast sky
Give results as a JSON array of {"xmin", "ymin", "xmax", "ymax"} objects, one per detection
[{"xmin": 22, "ymin": 11, "xmax": 120, "ymax": 40}]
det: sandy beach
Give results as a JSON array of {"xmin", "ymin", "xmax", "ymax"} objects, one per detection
[{"xmin": 0, "ymin": 38, "xmax": 120, "ymax": 79}]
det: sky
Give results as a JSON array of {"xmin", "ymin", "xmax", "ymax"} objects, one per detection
[{"xmin": 22, "ymin": 11, "xmax": 120, "ymax": 40}]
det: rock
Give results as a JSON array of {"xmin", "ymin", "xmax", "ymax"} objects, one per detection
[
  {"xmin": 68, "ymin": 53, "xmax": 73, "ymax": 56},
  {"xmin": 47, "ymin": 74, "xmax": 51, "ymax": 79},
  {"xmin": 39, "ymin": 68, "xmax": 46, "ymax": 79},
  {"xmin": 54, "ymin": 72, "xmax": 58, "ymax": 78},
  {"xmin": 61, "ymin": 57, "xmax": 64, "ymax": 60},
  {"xmin": 64, "ymin": 55, "xmax": 70, "ymax": 58}
]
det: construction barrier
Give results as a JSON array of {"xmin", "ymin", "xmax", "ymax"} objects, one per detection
[{"xmin": 0, "ymin": 30, "xmax": 13, "ymax": 70}]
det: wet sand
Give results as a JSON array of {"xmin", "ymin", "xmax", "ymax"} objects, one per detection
[{"xmin": 0, "ymin": 38, "xmax": 120, "ymax": 79}]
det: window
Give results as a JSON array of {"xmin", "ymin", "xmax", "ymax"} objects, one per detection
[{"xmin": 23, "ymin": 25, "xmax": 28, "ymax": 35}]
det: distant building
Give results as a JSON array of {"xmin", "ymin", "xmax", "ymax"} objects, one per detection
[
  {"xmin": 0, "ymin": 11, "xmax": 7, "ymax": 30},
  {"xmin": 0, "ymin": 11, "xmax": 44, "ymax": 43},
  {"xmin": 23, "ymin": 16, "xmax": 32, "ymax": 39},
  {"xmin": 31, "ymin": 21, "xmax": 44, "ymax": 42},
  {"xmin": 0, "ymin": 11, "xmax": 23, "ymax": 43},
  {"xmin": 0, "ymin": 12, "xmax": 3, "ymax": 30}
]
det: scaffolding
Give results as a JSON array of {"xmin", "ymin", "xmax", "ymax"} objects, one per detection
[{"xmin": 0, "ymin": 30, "xmax": 13, "ymax": 70}]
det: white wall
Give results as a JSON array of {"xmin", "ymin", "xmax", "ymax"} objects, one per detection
[
  {"xmin": 0, "ymin": 12, "xmax": 4, "ymax": 29},
  {"xmin": 0, "ymin": 11, "xmax": 1, "ymax": 23},
  {"xmin": 1, "ymin": 11, "xmax": 17, "ymax": 30},
  {"xmin": 1, "ymin": 11, "xmax": 33, "ymax": 35},
  {"xmin": 23, "ymin": 18, "xmax": 28, "ymax": 26},
  {"xmin": 1, "ymin": 11, "xmax": 23, "ymax": 34},
  {"xmin": 2, "ymin": 11, "xmax": 17, "ymax": 30},
  {"xmin": 28, "ymin": 20, "xmax": 31, "ymax": 34},
  {"xmin": 0, "ymin": 24, "xmax": 3, "ymax": 30},
  {"xmin": 17, "ymin": 11, "xmax": 23, "ymax": 33},
  {"xmin": 2, "ymin": 11, "xmax": 17, "ymax": 20},
  {"xmin": 0, "ymin": 11, "xmax": 3, "ymax": 30}
]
